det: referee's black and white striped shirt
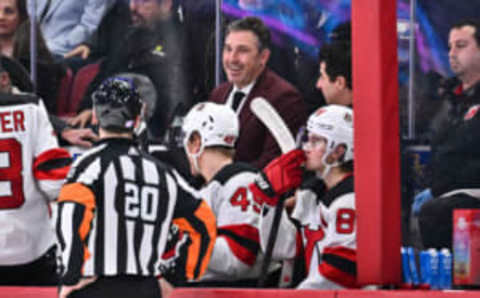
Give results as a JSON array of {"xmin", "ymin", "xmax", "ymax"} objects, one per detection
[{"xmin": 56, "ymin": 138, "xmax": 216, "ymax": 286}]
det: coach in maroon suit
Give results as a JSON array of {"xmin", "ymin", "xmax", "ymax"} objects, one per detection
[{"xmin": 209, "ymin": 17, "xmax": 306, "ymax": 169}]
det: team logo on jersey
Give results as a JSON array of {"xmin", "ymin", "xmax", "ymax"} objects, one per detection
[{"xmin": 464, "ymin": 105, "xmax": 480, "ymax": 121}]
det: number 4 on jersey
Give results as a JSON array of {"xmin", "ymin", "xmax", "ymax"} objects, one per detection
[{"xmin": 230, "ymin": 187, "xmax": 261, "ymax": 214}]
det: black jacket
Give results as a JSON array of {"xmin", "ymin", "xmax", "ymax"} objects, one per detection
[
  {"xmin": 78, "ymin": 16, "xmax": 193, "ymax": 140},
  {"xmin": 430, "ymin": 80, "xmax": 480, "ymax": 196}
]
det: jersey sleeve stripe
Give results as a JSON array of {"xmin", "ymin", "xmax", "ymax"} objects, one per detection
[
  {"xmin": 58, "ymin": 183, "xmax": 96, "ymax": 277},
  {"xmin": 319, "ymin": 246, "xmax": 357, "ymax": 288},
  {"xmin": 217, "ymin": 224, "xmax": 260, "ymax": 266},
  {"xmin": 58, "ymin": 183, "xmax": 97, "ymax": 210},
  {"xmin": 173, "ymin": 200, "xmax": 216, "ymax": 280},
  {"xmin": 33, "ymin": 148, "xmax": 72, "ymax": 180}
]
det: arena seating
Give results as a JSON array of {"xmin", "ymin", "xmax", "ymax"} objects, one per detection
[{"xmin": 56, "ymin": 67, "xmax": 74, "ymax": 116}]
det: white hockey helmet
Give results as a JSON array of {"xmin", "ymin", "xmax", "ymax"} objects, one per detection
[
  {"xmin": 306, "ymin": 104, "xmax": 354, "ymax": 163},
  {"xmin": 182, "ymin": 102, "xmax": 239, "ymax": 149}
]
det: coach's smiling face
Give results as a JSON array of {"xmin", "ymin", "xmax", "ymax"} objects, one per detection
[{"xmin": 223, "ymin": 30, "xmax": 270, "ymax": 89}]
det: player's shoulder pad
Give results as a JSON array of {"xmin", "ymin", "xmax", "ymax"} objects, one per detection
[
  {"xmin": 320, "ymin": 175, "xmax": 354, "ymax": 207},
  {"xmin": 0, "ymin": 92, "xmax": 39, "ymax": 106},
  {"xmin": 211, "ymin": 162, "xmax": 258, "ymax": 185}
]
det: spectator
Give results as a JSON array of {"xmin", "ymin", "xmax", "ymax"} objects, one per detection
[
  {"xmin": 0, "ymin": 60, "xmax": 72, "ymax": 285},
  {"xmin": 316, "ymin": 41, "xmax": 352, "ymax": 107},
  {"xmin": 68, "ymin": 0, "xmax": 193, "ymax": 141},
  {"xmin": 210, "ymin": 16, "xmax": 307, "ymax": 169},
  {"xmin": 32, "ymin": 0, "xmax": 114, "ymax": 58},
  {"xmin": 63, "ymin": 0, "xmax": 131, "ymax": 72},
  {"xmin": 413, "ymin": 18, "xmax": 480, "ymax": 249},
  {"xmin": 12, "ymin": 20, "xmax": 67, "ymax": 114},
  {"xmin": 252, "ymin": 105, "xmax": 357, "ymax": 289},
  {"xmin": 0, "ymin": 55, "xmax": 98, "ymax": 148},
  {"xmin": 0, "ymin": 0, "xmax": 66, "ymax": 114},
  {"xmin": 182, "ymin": 102, "xmax": 267, "ymax": 286},
  {"xmin": 56, "ymin": 77, "xmax": 216, "ymax": 298}
]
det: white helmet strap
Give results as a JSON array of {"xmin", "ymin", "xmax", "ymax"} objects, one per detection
[
  {"xmin": 183, "ymin": 130, "xmax": 205, "ymax": 174},
  {"xmin": 320, "ymin": 141, "xmax": 343, "ymax": 179}
]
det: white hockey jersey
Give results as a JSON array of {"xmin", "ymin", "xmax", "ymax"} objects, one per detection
[
  {"xmin": 0, "ymin": 94, "xmax": 71, "ymax": 265},
  {"xmin": 197, "ymin": 162, "xmax": 264, "ymax": 281},
  {"xmin": 259, "ymin": 175, "xmax": 357, "ymax": 289}
]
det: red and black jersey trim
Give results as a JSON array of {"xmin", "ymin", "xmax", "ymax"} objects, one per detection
[
  {"xmin": 320, "ymin": 175, "xmax": 354, "ymax": 207},
  {"xmin": 319, "ymin": 246, "xmax": 358, "ymax": 288},
  {"xmin": 217, "ymin": 224, "xmax": 260, "ymax": 266},
  {"xmin": 212, "ymin": 162, "xmax": 258, "ymax": 185},
  {"xmin": 34, "ymin": 148, "xmax": 72, "ymax": 180}
]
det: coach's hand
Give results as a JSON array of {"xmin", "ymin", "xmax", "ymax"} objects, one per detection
[{"xmin": 250, "ymin": 149, "xmax": 305, "ymax": 206}]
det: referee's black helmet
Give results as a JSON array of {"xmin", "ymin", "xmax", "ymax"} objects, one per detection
[{"xmin": 92, "ymin": 77, "xmax": 143, "ymax": 132}]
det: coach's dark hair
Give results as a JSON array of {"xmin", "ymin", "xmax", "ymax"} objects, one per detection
[
  {"xmin": 318, "ymin": 41, "xmax": 352, "ymax": 90},
  {"xmin": 226, "ymin": 17, "xmax": 271, "ymax": 51},
  {"xmin": 451, "ymin": 18, "xmax": 480, "ymax": 46}
]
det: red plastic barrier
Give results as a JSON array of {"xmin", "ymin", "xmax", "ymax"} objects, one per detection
[
  {"xmin": 170, "ymin": 288, "xmax": 335, "ymax": 298},
  {"xmin": 170, "ymin": 288, "xmax": 480, "ymax": 298},
  {"xmin": 0, "ymin": 287, "xmax": 56, "ymax": 298},
  {"xmin": 338, "ymin": 290, "xmax": 480, "ymax": 298},
  {"xmin": 1, "ymin": 287, "xmax": 480, "ymax": 298}
]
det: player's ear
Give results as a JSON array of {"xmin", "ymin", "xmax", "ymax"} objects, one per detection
[
  {"xmin": 332, "ymin": 144, "xmax": 346, "ymax": 163},
  {"xmin": 334, "ymin": 75, "xmax": 347, "ymax": 90},
  {"xmin": 187, "ymin": 132, "xmax": 202, "ymax": 154}
]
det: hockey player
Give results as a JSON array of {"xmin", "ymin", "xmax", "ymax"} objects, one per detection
[
  {"xmin": 56, "ymin": 77, "xmax": 216, "ymax": 298},
  {"xmin": 180, "ymin": 102, "xmax": 271, "ymax": 286},
  {"xmin": 251, "ymin": 105, "xmax": 357, "ymax": 289},
  {"xmin": 0, "ymin": 64, "xmax": 71, "ymax": 284}
]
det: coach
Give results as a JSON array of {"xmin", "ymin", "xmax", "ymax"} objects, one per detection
[{"xmin": 209, "ymin": 17, "xmax": 307, "ymax": 169}]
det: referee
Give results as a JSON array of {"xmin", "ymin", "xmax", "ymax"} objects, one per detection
[{"xmin": 56, "ymin": 77, "xmax": 216, "ymax": 298}]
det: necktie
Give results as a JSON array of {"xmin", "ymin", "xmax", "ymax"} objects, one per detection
[{"xmin": 232, "ymin": 91, "xmax": 245, "ymax": 111}]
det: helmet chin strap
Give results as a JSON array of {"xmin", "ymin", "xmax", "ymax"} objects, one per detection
[
  {"xmin": 183, "ymin": 132, "xmax": 204, "ymax": 175},
  {"xmin": 319, "ymin": 143, "xmax": 341, "ymax": 179}
]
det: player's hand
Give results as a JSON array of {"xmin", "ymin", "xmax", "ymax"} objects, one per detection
[
  {"xmin": 59, "ymin": 276, "xmax": 97, "ymax": 298},
  {"xmin": 412, "ymin": 188, "xmax": 433, "ymax": 216},
  {"xmin": 250, "ymin": 149, "xmax": 305, "ymax": 206},
  {"xmin": 61, "ymin": 128, "xmax": 99, "ymax": 148},
  {"xmin": 67, "ymin": 110, "xmax": 93, "ymax": 128},
  {"xmin": 64, "ymin": 44, "xmax": 91, "ymax": 60}
]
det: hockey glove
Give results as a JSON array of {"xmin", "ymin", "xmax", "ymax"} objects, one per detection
[
  {"xmin": 250, "ymin": 149, "xmax": 305, "ymax": 206},
  {"xmin": 412, "ymin": 188, "xmax": 433, "ymax": 216}
]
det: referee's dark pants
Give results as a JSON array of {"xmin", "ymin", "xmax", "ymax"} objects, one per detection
[
  {"xmin": 67, "ymin": 275, "xmax": 161, "ymax": 298},
  {"xmin": 419, "ymin": 192, "xmax": 480, "ymax": 250}
]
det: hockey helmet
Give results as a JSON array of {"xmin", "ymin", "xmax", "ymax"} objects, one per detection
[
  {"xmin": 306, "ymin": 104, "xmax": 354, "ymax": 163},
  {"xmin": 92, "ymin": 77, "xmax": 143, "ymax": 132},
  {"xmin": 182, "ymin": 102, "xmax": 239, "ymax": 149}
]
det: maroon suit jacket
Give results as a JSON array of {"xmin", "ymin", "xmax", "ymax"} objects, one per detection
[{"xmin": 209, "ymin": 68, "xmax": 307, "ymax": 169}]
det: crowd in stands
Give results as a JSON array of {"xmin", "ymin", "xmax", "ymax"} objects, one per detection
[{"xmin": 1, "ymin": 0, "xmax": 480, "ymax": 295}]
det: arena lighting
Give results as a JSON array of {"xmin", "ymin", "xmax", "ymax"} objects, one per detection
[{"xmin": 352, "ymin": 0, "xmax": 402, "ymax": 285}]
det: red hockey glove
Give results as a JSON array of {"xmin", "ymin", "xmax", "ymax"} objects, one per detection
[{"xmin": 249, "ymin": 149, "xmax": 305, "ymax": 206}]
